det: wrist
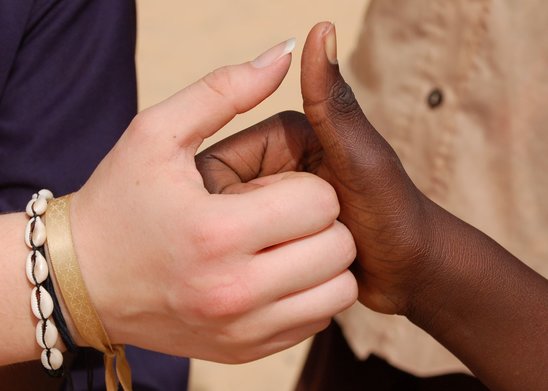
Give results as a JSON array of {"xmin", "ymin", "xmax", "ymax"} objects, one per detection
[
  {"xmin": 401, "ymin": 201, "xmax": 501, "ymax": 340},
  {"xmin": 49, "ymin": 192, "xmax": 133, "ymax": 387},
  {"xmin": 45, "ymin": 251, "xmax": 87, "ymax": 348},
  {"xmin": 399, "ymin": 202, "xmax": 466, "ymax": 329},
  {"xmin": 69, "ymin": 190, "xmax": 121, "ymax": 344},
  {"xmin": 46, "ymin": 192, "xmax": 120, "ymax": 347},
  {"xmin": 68, "ymin": 191, "xmax": 100, "ymax": 329}
]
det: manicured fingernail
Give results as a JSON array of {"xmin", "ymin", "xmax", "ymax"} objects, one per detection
[
  {"xmin": 251, "ymin": 38, "xmax": 296, "ymax": 68},
  {"xmin": 324, "ymin": 23, "xmax": 338, "ymax": 65}
]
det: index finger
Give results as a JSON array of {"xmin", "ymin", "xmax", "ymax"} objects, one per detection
[
  {"xmin": 203, "ymin": 172, "xmax": 340, "ymax": 253},
  {"xmin": 196, "ymin": 111, "xmax": 321, "ymax": 194},
  {"xmin": 140, "ymin": 39, "xmax": 296, "ymax": 154}
]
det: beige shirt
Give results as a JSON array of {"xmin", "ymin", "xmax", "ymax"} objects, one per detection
[{"xmin": 338, "ymin": 0, "xmax": 548, "ymax": 376}]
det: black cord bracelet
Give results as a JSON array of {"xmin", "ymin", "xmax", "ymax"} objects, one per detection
[{"xmin": 43, "ymin": 271, "xmax": 78, "ymax": 352}]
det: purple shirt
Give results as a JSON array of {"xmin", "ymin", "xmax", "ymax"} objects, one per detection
[{"xmin": 0, "ymin": 1, "xmax": 189, "ymax": 389}]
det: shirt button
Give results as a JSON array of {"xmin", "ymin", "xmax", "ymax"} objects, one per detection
[{"xmin": 427, "ymin": 88, "xmax": 443, "ymax": 109}]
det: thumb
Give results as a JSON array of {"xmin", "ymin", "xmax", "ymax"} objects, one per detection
[
  {"xmin": 133, "ymin": 38, "xmax": 296, "ymax": 155},
  {"xmin": 301, "ymin": 23, "xmax": 396, "ymax": 182}
]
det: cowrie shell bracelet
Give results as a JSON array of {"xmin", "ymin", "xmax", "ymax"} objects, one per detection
[{"xmin": 25, "ymin": 189, "xmax": 64, "ymax": 375}]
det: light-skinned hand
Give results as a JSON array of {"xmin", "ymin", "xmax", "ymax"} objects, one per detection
[{"xmin": 68, "ymin": 38, "xmax": 357, "ymax": 364}]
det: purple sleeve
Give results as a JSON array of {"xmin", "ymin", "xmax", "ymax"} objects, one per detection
[{"xmin": 0, "ymin": 0, "xmax": 137, "ymax": 211}]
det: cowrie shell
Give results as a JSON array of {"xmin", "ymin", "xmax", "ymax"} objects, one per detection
[
  {"xmin": 31, "ymin": 286, "xmax": 54, "ymax": 319},
  {"xmin": 36, "ymin": 319, "xmax": 59, "ymax": 349},
  {"xmin": 41, "ymin": 348, "xmax": 63, "ymax": 370},
  {"xmin": 26, "ymin": 251, "xmax": 49, "ymax": 285}
]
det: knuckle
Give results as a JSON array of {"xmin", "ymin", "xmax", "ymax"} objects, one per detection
[
  {"xmin": 256, "ymin": 173, "xmax": 335, "ymax": 226},
  {"xmin": 337, "ymin": 270, "xmax": 359, "ymax": 308},
  {"xmin": 358, "ymin": 142, "xmax": 402, "ymax": 174},
  {"xmin": 221, "ymin": 323, "xmax": 258, "ymax": 349},
  {"xmin": 309, "ymin": 177, "xmax": 340, "ymax": 221},
  {"xmin": 128, "ymin": 109, "xmax": 157, "ymax": 139},
  {"xmin": 204, "ymin": 66, "xmax": 231, "ymax": 92},
  {"xmin": 191, "ymin": 215, "xmax": 242, "ymax": 258},
  {"xmin": 327, "ymin": 79, "xmax": 360, "ymax": 118},
  {"xmin": 275, "ymin": 111, "xmax": 318, "ymax": 155},
  {"xmin": 319, "ymin": 222, "xmax": 357, "ymax": 270},
  {"xmin": 202, "ymin": 66, "xmax": 239, "ymax": 110},
  {"xmin": 189, "ymin": 222, "xmax": 219, "ymax": 257},
  {"xmin": 198, "ymin": 286, "xmax": 253, "ymax": 320},
  {"xmin": 212, "ymin": 326, "xmax": 264, "ymax": 364},
  {"xmin": 334, "ymin": 222, "xmax": 357, "ymax": 266},
  {"xmin": 293, "ymin": 173, "xmax": 340, "ymax": 221}
]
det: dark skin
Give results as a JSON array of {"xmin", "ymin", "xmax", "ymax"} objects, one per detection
[{"xmin": 196, "ymin": 22, "xmax": 548, "ymax": 391}]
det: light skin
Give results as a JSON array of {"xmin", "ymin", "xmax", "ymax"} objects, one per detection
[
  {"xmin": 0, "ymin": 38, "xmax": 358, "ymax": 367},
  {"xmin": 196, "ymin": 23, "xmax": 548, "ymax": 391}
]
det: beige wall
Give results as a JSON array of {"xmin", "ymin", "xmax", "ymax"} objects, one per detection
[{"xmin": 135, "ymin": 1, "xmax": 368, "ymax": 390}]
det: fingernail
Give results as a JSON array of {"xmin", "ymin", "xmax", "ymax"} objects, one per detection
[
  {"xmin": 323, "ymin": 23, "xmax": 338, "ymax": 65},
  {"xmin": 251, "ymin": 38, "xmax": 296, "ymax": 68}
]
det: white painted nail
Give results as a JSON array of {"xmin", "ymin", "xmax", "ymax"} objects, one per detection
[{"xmin": 251, "ymin": 38, "xmax": 296, "ymax": 68}]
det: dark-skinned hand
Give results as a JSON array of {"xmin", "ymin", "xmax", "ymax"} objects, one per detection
[
  {"xmin": 197, "ymin": 22, "xmax": 548, "ymax": 391},
  {"xmin": 197, "ymin": 23, "xmax": 434, "ymax": 318}
]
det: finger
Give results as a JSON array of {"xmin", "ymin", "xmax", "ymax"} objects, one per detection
[
  {"xmin": 196, "ymin": 111, "xmax": 321, "ymax": 194},
  {"xmin": 301, "ymin": 23, "xmax": 398, "ymax": 182},
  {"xmin": 264, "ymin": 318, "xmax": 329, "ymax": 352},
  {"xmin": 242, "ymin": 270, "xmax": 357, "ymax": 339},
  {"xmin": 137, "ymin": 38, "xmax": 296, "ymax": 154},
  {"xmin": 202, "ymin": 172, "xmax": 340, "ymax": 253},
  {"xmin": 199, "ymin": 173, "xmax": 294, "ymax": 194},
  {"xmin": 248, "ymin": 221, "xmax": 356, "ymax": 301},
  {"xmin": 205, "ymin": 171, "xmax": 314, "ymax": 195},
  {"xmin": 235, "ymin": 319, "xmax": 330, "ymax": 363}
]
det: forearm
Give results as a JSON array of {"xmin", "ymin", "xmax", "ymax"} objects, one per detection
[{"xmin": 407, "ymin": 205, "xmax": 548, "ymax": 390}]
